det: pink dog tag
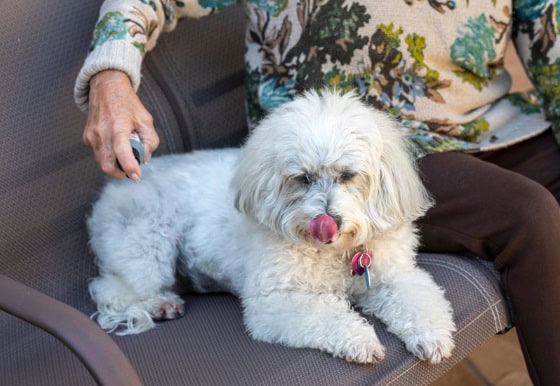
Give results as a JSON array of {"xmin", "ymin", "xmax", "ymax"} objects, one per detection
[{"xmin": 351, "ymin": 250, "xmax": 373, "ymax": 289}]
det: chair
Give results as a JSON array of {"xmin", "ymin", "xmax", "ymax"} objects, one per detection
[{"xmin": 0, "ymin": 2, "xmax": 512, "ymax": 385}]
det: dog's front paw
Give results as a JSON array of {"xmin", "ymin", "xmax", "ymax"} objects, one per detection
[
  {"xmin": 405, "ymin": 330, "xmax": 455, "ymax": 364},
  {"xmin": 343, "ymin": 335, "xmax": 386, "ymax": 364}
]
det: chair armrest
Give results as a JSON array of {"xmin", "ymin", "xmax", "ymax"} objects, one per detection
[{"xmin": 0, "ymin": 273, "xmax": 142, "ymax": 386}]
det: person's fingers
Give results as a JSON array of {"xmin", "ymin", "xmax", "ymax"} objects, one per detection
[
  {"xmin": 83, "ymin": 121, "xmax": 121, "ymax": 179},
  {"xmin": 94, "ymin": 138, "xmax": 127, "ymax": 180},
  {"xmin": 113, "ymin": 128, "xmax": 142, "ymax": 181},
  {"xmin": 136, "ymin": 114, "xmax": 159, "ymax": 164}
]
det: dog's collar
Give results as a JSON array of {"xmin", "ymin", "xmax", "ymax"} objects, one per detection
[{"xmin": 349, "ymin": 249, "xmax": 373, "ymax": 289}]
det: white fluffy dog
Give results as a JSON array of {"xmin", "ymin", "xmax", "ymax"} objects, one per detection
[{"xmin": 87, "ymin": 90, "xmax": 456, "ymax": 364}]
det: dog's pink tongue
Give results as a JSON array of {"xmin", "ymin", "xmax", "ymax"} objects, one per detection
[{"xmin": 309, "ymin": 214, "xmax": 338, "ymax": 243}]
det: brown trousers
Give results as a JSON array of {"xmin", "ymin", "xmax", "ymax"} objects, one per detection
[{"xmin": 418, "ymin": 130, "xmax": 560, "ymax": 386}]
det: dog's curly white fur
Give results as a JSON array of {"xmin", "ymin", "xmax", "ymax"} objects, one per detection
[{"xmin": 87, "ymin": 90, "xmax": 456, "ymax": 364}]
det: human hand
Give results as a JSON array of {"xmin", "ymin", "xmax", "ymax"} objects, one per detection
[{"xmin": 83, "ymin": 70, "xmax": 159, "ymax": 181}]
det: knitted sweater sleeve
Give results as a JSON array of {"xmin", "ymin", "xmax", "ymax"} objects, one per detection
[
  {"xmin": 74, "ymin": 0, "xmax": 228, "ymax": 111},
  {"xmin": 512, "ymin": 0, "xmax": 560, "ymax": 138}
]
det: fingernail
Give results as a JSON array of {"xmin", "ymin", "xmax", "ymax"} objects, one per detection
[{"xmin": 130, "ymin": 173, "xmax": 140, "ymax": 182}]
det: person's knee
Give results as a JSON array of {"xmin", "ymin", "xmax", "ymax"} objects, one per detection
[
  {"xmin": 510, "ymin": 180, "xmax": 558, "ymax": 228},
  {"xmin": 489, "ymin": 182, "xmax": 560, "ymax": 311},
  {"xmin": 492, "ymin": 179, "xmax": 559, "ymax": 270}
]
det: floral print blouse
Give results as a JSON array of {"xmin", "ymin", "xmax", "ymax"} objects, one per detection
[{"xmin": 75, "ymin": 0, "xmax": 560, "ymax": 157}]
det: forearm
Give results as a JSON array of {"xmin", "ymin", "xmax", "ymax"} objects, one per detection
[
  {"xmin": 74, "ymin": 0, "xmax": 241, "ymax": 111},
  {"xmin": 74, "ymin": 0, "xmax": 173, "ymax": 111}
]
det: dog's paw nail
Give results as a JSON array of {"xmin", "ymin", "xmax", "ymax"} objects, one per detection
[
  {"xmin": 428, "ymin": 340, "xmax": 454, "ymax": 364},
  {"xmin": 345, "ymin": 339, "xmax": 385, "ymax": 364},
  {"xmin": 408, "ymin": 334, "xmax": 455, "ymax": 364},
  {"xmin": 158, "ymin": 301, "xmax": 185, "ymax": 320}
]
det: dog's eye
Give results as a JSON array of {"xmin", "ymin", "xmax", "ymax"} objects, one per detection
[
  {"xmin": 338, "ymin": 171, "xmax": 357, "ymax": 183},
  {"xmin": 294, "ymin": 174, "xmax": 313, "ymax": 185}
]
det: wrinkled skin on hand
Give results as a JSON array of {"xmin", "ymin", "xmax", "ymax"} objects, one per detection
[{"xmin": 84, "ymin": 70, "xmax": 160, "ymax": 181}]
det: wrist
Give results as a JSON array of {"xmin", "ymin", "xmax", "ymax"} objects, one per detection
[
  {"xmin": 90, "ymin": 70, "xmax": 132, "ymax": 89},
  {"xmin": 74, "ymin": 40, "xmax": 143, "ymax": 112}
]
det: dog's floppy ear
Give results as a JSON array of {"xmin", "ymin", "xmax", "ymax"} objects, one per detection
[
  {"xmin": 232, "ymin": 146, "xmax": 273, "ymax": 218},
  {"xmin": 367, "ymin": 115, "xmax": 433, "ymax": 232},
  {"xmin": 231, "ymin": 118, "xmax": 281, "ymax": 228}
]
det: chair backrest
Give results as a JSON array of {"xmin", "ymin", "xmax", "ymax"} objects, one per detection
[{"xmin": 144, "ymin": 5, "xmax": 248, "ymax": 151}]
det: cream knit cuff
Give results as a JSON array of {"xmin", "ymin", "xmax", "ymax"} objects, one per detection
[{"xmin": 74, "ymin": 40, "xmax": 144, "ymax": 112}]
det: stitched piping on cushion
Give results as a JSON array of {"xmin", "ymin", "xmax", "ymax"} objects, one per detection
[
  {"xmin": 421, "ymin": 258, "xmax": 502, "ymax": 327},
  {"xmin": 420, "ymin": 258, "xmax": 502, "ymax": 329},
  {"xmin": 420, "ymin": 259, "xmax": 502, "ymax": 332},
  {"xmin": 422, "ymin": 258, "xmax": 506, "ymax": 331},
  {"xmin": 384, "ymin": 300, "xmax": 503, "ymax": 386}
]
